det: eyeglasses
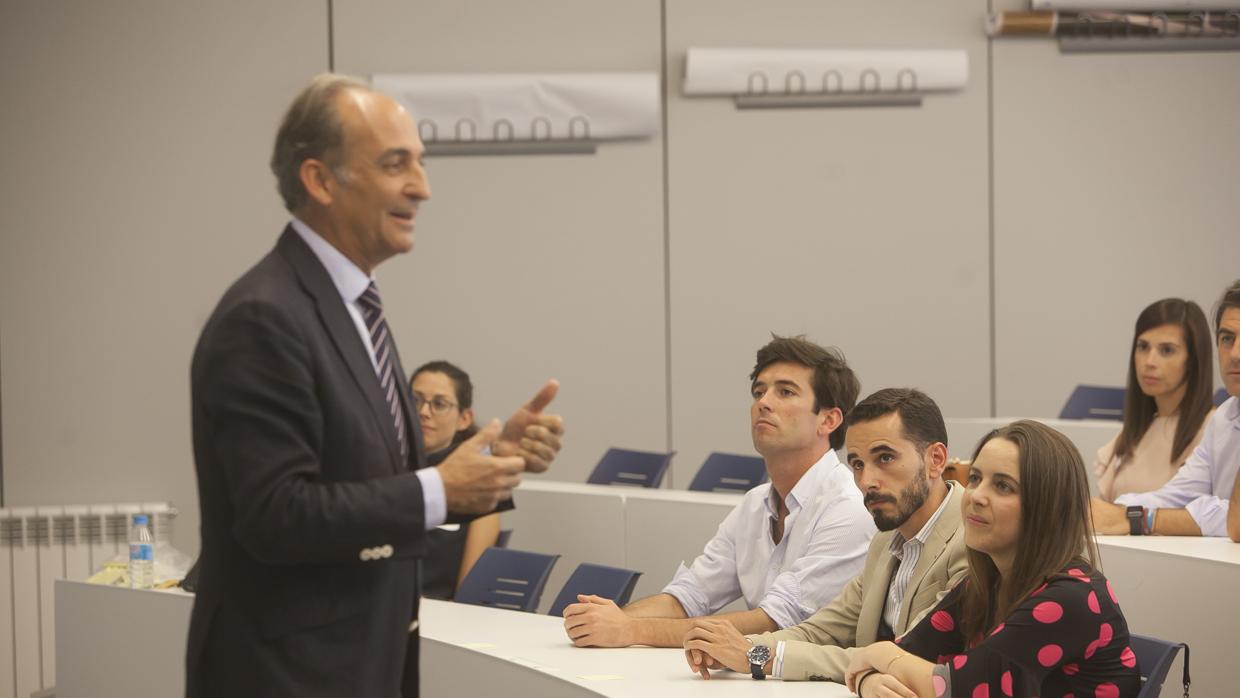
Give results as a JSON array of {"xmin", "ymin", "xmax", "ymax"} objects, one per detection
[{"xmin": 413, "ymin": 394, "xmax": 458, "ymax": 415}]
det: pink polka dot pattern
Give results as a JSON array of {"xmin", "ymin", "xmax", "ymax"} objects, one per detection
[
  {"xmin": 1084, "ymin": 640, "xmax": 1099, "ymax": 660},
  {"xmin": 973, "ymin": 684, "xmax": 990, "ymax": 698},
  {"xmin": 1095, "ymin": 682, "xmax": 1120, "ymax": 698},
  {"xmin": 1067, "ymin": 568, "xmax": 1090, "ymax": 582},
  {"xmin": 1037, "ymin": 644, "xmax": 1063, "ymax": 667},
  {"xmin": 953, "ymin": 654, "xmax": 969, "ymax": 670},
  {"xmin": 1107, "ymin": 580, "xmax": 1118, "ymax": 604},
  {"xmin": 1001, "ymin": 670, "xmax": 1013, "ymax": 696},
  {"xmin": 1086, "ymin": 591, "xmax": 1101, "ymax": 614},
  {"xmin": 1032, "ymin": 601, "xmax": 1064, "ymax": 624},
  {"xmin": 933, "ymin": 674, "xmax": 947, "ymax": 697},
  {"xmin": 1098, "ymin": 623, "xmax": 1113, "ymax": 646},
  {"xmin": 1062, "ymin": 663, "xmax": 1080, "ymax": 676},
  {"xmin": 1120, "ymin": 647, "xmax": 1136, "ymax": 668},
  {"xmin": 990, "ymin": 623, "xmax": 1005, "ymax": 637},
  {"xmin": 932, "ymin": 610, "xmax": 955, "ymax": 632},
  {"xmin": 1031, "ymin": 583, "xmax": 1047, "ymax": 596}
]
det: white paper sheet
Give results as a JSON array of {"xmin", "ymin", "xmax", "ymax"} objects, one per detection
[
  {"xmin": 683, "ymin": 47, "xmax": 969, "ymax": 96},
  {"xmin": 372, "ymin": 72, "xmax": 659, "ymax": 143}
]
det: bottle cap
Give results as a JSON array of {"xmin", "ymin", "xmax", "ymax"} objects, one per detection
[{"xmin": 133, "ymin": 514, "xmax": 149, "ymax": 525}]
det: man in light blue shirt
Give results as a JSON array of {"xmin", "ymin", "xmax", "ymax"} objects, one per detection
[{"xmin": 563, "ymin": 336, "xmax": 875, "ymax": 648}]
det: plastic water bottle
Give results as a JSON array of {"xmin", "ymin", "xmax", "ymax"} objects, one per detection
[{"xmin": 128, "ymin": 514, "xmax": 155, "ymax": 589}]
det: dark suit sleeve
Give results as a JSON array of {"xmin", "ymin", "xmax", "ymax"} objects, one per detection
[{"xmin": 199, "ymin": 298, "xmax": 428, "ymax": 565}]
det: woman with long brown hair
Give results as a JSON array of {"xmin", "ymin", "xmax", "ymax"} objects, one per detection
[
  {"xmin": 844, "ymin": 421, "xmax": 1140, "ymax": 698},
  {"xmin": 1095, "ymin": 298, "xmax": 1214, "ymax": 502}
]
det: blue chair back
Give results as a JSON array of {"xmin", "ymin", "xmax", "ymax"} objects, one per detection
[
  {"xmin": 1059, "ymin": 385, "xmax": 1126, "ymax": 420},
  {"xmin": 1130, "ymin": 633, "xmax": 1187, "ymax": 698},
  {"xmin": 1215, "ymin": 387, "xmax": 1231, "ymax": 407},
  {"xmin": 495, "ymin": 529, "xmax": 513, "ymax": 548},
  {"xmin": 454, "ymin": 547, "xmax": 559, "ymax": 612},
  {"xmin": 586, "ymin": 447, "xmax": 674, "ymax": 488},
  {"xmin": 688, "ymin": 452, "xmax": 768, "ymax": 492},
  {"xmin": 547, "ymin": 563, "xmax": 643, "ymax": 618}
]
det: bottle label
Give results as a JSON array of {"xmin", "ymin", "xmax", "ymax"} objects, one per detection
[{"xmin": 129, "ymin": 543, "xmax": 153, "ymax": 561}]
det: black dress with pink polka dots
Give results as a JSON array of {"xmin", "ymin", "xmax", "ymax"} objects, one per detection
[{"xmin": 894, "ymin": 563, "xmax": 1141, "ymax": 698}]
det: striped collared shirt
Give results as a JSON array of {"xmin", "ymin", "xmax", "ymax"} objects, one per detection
[{"xmin": 882, "ymin": 488, "xmax": 953, "ymax": 632}]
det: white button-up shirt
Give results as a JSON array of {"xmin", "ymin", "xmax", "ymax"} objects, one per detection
[
  {"xmin": 1116, "ymin": 395, "xmax": 1239, "ymax": 536},
  {"xmin": 662, "ymin": 450, "xmax": 876, "ymax": 628},
  {"xmin": 289, "ymin": 218, "xmax": 446, "ymax": 529}
]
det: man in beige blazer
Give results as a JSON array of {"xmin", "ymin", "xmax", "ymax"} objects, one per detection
[{"xmin": 684, "ymin": 388, "xmax": 968, "ymax": 682}]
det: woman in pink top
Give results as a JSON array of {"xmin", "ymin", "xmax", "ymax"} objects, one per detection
[{"xmin": 1095, "ymin": 298, "xmax": 1214, "ymax": 502}]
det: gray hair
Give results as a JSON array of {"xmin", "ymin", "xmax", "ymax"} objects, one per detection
[{"xmin": 270, "ymin": 73, "xmax": 371, "ymax": 212}]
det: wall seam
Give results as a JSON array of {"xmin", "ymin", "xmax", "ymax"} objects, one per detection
[
  {"xmin": 659, "ymin": 0, "xmax": 675, "ymax": 486},
  {"xmin": 987, "ymin": 0, "xmax": 998, "ymax": 418}
]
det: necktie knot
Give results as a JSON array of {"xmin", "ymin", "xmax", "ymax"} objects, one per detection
[{"xmin": 360, "ymin": 282, "xmax": 384, "ymax": 313}]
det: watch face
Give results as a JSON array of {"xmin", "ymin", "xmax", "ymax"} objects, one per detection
[{"xmin": 747, "ymin": 644, "xmax": 772, "ymax": 665}]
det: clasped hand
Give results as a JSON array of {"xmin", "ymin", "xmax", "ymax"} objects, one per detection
[{"xmin": 681, "ymin": 618, "xmax": 750, "ymax": 679}]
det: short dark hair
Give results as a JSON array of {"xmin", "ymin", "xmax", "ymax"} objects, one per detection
[
  {"xmin": 750, "ymin": 334, "xmax": 860, "ymax": 450},
  {"xmin": 270, "ymin": 73, "xmax": 370, "ymax": 212},
  {"xmin": 1216, "ymin": 279, "xmax": 1240, "ymax": 334},
  {"xmin": 844, "ymin": 388, "xmax": 948, "ymax": 452}
]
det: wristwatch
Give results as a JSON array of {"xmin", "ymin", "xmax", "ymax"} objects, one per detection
[
  {"xmin": 746, "ymin": 643, "xmax": 772, "ymax": 680},
  {"xmin": 1126, "ymin": 505, "xmax": 1145, "ymax": 535}
]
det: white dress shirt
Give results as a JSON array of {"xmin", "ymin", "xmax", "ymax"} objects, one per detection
[
  {"xmin": 290, "ymin": 218, "xmax": 446, "ymax": 529},
  {"xmin": 662, "ymin": 450, "xmax": 876, "ymax": 629},
  {"xmin": 1116, "ymin": 396, "xmax": 1239, "ymax": 536}
]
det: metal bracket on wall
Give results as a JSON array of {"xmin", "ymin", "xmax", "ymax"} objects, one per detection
[{"xmin": 735, "ymin": 93, "xmax": 923, "ymax": 109}]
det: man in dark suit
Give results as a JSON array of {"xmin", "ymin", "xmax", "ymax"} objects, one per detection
[{"xmin": 186, "ymin": 74, "xmax": 564, "ymax": 697}]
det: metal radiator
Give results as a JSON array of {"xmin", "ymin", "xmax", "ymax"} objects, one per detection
[{"xmin": 0, "ymin": 502, "xmax": 175, "ymax": 698}]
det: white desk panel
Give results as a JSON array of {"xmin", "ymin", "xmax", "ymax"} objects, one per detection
[
  {"xmin": 421, "ymin": 598, "xmax": 849, "ymax": 696},
  {"xmin": 1096, "ymin": 536, "xmax": 1238, "ymax": 698},
  {"xmin": 55, "ymin": 581, "xmax": 193, "ymax": 698},
  {"xmin": 503, "ymin": 480, "xmax": 629, "ymax": 614},
  {"xmin": 507, "ymin": 481, "xmax": 743, "ymax": 610}
]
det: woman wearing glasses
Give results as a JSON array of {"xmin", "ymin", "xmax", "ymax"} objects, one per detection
[{"xmin": 410, "ymin": 360, "xmax": 501, "ymax": 600}]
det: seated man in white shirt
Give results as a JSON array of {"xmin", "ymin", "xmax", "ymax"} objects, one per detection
[
  {"xmin": 1092, "ymin": 278, "xmax": 1240, "ymax": 539},
  {"xmin": 682, "ymin": 387, "xmax": 969, "ymax": 682},
  {"xmin": 562, "ymin": 335, "xmax": 876, "ymax": 647}
]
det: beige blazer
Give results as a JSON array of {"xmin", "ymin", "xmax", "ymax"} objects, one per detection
[{"xmin": 748, "ymin": 481, "xmax": 968, "ymax": 682}]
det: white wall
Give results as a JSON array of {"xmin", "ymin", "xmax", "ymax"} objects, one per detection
[{"xmin": 2, "ymin": 0, "xmax": 1238, "ymax": 557}]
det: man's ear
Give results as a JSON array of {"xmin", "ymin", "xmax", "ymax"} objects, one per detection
[
  {"xmin": 818, "ymin": 406, "xmax": 844, "ymax": 439},
  {"xmin": 924, "ymin": 442, "xmax": 949, "ymax": 479},
  {"xmin": 300, "ymin": 158, "xmax": 337, "ymax": 206}
]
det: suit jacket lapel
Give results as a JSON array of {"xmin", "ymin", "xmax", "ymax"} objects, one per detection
[
  {"xmin": 857, "ymin": 534, "xmax": 899, "ymax": 644},
  {"xmin": 895, "ymin": 483, "xmax": 964, "ymax": 629},
  {"xmin": 276, "ymin": 227, "xmax": 404, "ymax": 472}
]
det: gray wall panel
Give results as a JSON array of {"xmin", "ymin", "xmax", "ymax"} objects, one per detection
[
  {"xmin": 992, "ymin": 41, "xmax": 1240, "ymax": 417},
  {"xmin": 0, "ymin": 0, "xmax": 328, "ymax": 555},
  {"xmin": 664, "ymin": 0, "xmax": 992, "ymax": 483},
  {"xmin": 332, "ymin": 0, "xmax": 670, "ymax": 485}
]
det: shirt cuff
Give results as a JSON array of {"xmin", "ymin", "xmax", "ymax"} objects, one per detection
[
  {"xmin": 772, "ymin": 640, "xmax": 786, "ymax": 679},
  {"xmin": 1185, "ymin": 495, "xmax": 1230, "ymax": 537},
  {"xmin": 417, "ymin": 467, "xmax": 447, "ymax": 529}
]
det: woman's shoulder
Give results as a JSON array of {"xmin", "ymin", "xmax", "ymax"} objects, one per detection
[{"xmin": 1029, "ymin": 564, "xmax": 1118, "ymax": 610}]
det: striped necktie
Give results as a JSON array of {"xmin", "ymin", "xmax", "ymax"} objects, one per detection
[{"xmin": 358, "ymin": 282, "xmax": 409, "ymax": 460}]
